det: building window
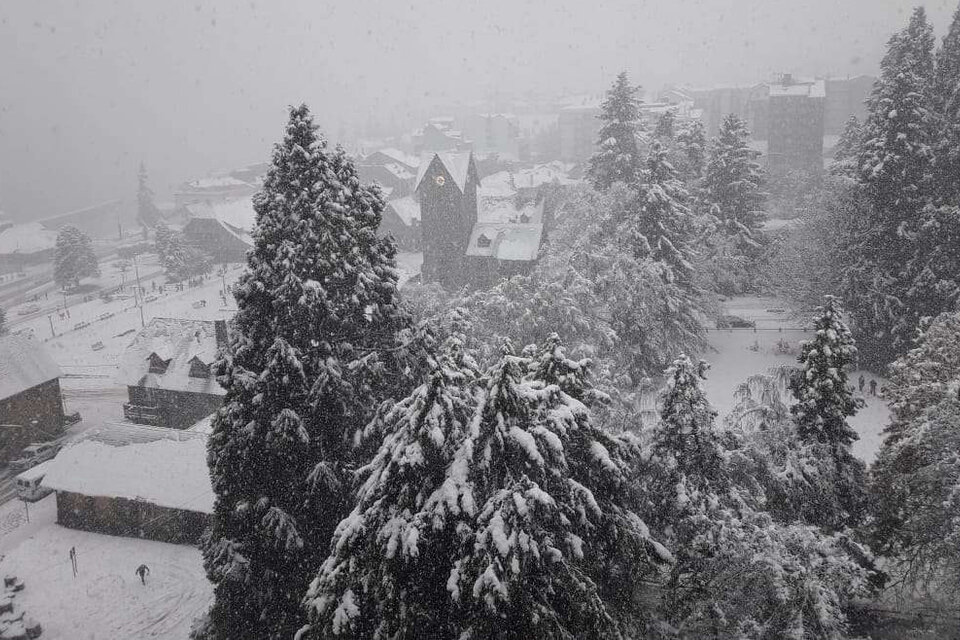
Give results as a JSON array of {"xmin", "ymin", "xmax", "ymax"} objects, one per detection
[
  {"xmin": 189, "ymin": 358, "xmax": 210, "ymax": 379},
  {"xmin": 476, "ymin": 234, "xmax": 492, "ymax": 248}
]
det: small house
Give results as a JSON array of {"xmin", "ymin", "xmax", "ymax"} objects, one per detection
[
  {"xmin": 0, "ymin": 335, "xmax": 65, "ymax": 461},
  {"xmin": 40, "ymin": 433, "xmax": 213, "ymax": 544},
  {"xmin": 117, "ymin": 318, "xmax": 228, "ymax": 430}
]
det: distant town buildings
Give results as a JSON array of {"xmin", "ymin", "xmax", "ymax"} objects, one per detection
[
  {"xmin": 0, "ymin": 335, "xmax": 65, "ymax": 460},
  {"xmin": 174, "ymin": 176, "xmax": 257, "ymax": 208},
  {"xmin": 460, "ymin": 114, "xmax": 521, "ymax": 160},
  {"xmin": 117, "ymin": 318, "xmax": 227, "ymax": 430}
]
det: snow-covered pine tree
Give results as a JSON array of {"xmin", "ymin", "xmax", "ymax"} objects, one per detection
[
  {"xmin": 788, "ymin": 296, "xmax": 861, "ymax": 447},
  {"xmin": 654, "ymin": 110, "xmax": 675, "ymax": 141},
  {"xmin": 588, "ymin": 72, "xmax": 643, "ymax": 191},
  {"xmin": 675, "ymin": 119, "xmax": 706, "ymax": 180},
  {"xmin": 845, "ymin": 7, "xmax": 936, "ymax": 367},
  {"xmin": 645, "ymin": 356, "xmax": 874, "ymax": 638},
  {"xmin": 200, "ymin": 105, "xmax": 417, "ymax": 640},
  {"xmin": 300, "ymin": 338, "xmax": 479, "ymax": 640},
  {"xmin": 831, "ymin": 115, "xmax": 862, "ymax": 177},
  {"xmin": 137, "ymin": 162, "xmax": 162, "ymax": 228},
  {"xmin": 870, "ymin": 312, "xmax": 960, "ymax": 595},
  {"xmin": 931, "ymin": 3, "xmax": 960, "ymax": 205},
  {"xmin": 53, "ymin": 225, "xmax": 99, "ymax": 289},
  {"xmin": 450, "ymin": 336, "xmax": 670, "ymax": 640},
  {"xmin": 702, "ymin": 113, "xmax": 766, "ymax": 234},
  {"xmin": 787, "ymin": 296, "xmax": 866, "ymax": 529}
]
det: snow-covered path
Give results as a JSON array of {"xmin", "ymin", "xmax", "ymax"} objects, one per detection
[{"xmin": 0, "ymin": 497, "xmax": 212, "ymax": 640}]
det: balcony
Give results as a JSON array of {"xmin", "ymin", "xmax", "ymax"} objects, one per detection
[{"xmin": 123, "ymin": 403, "xmax": 161, "ymax": 426}]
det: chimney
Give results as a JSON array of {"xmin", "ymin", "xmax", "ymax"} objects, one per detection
[{"xmin": 214, "ymin": 320, "xmax": 229, "ymax": 350}]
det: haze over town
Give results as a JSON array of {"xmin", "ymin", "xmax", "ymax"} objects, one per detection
[{"xmin": 2, "ymin": 1, "xmax": 960, "ymax": 639}]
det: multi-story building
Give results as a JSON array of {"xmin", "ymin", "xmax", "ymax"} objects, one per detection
[
  {"xmin": 558, "ymin": 103, "xmax": 601, "ymax": 163},
  {"xmin": 767, "ymin": 75, "xmax": 825, "ymax": 173}
]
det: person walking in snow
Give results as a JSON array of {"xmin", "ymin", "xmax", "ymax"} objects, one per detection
[
  {"xmin": 69, "ymin": 546, "xmax": 77, "ymax": 577},
  {"xmin": 135, "ymin": 564, "xmax": 150, "ymax": 585},
  {"xmin": 858, "ymin": 374, "xmax": 865, "ymax": 393},
  {"xmin": 869, "ymin": 379, "xmax": 877, "ymax": 397}
]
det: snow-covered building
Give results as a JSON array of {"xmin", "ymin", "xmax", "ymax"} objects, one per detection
[
  {"xmin": 413, "ymin": 119, "xmax": 472, "ymax": 154},
  {"xmin": 381, "ymin": 196, "xmax": 421, "ymax": 250},
  {"xmin": 416, "ymin": 151, "xmax": 547, "ymax": 288},
  {"xmin": 181, "ymin": 198, "xmax": 255, "ymax": 263},
  {"xmin": 0, "ymin": 222, "xmax": 60, "ymax": 273},
  {"xmin": 117, "ymin": 318, "xmax": 228, "ymax": 430},
  {"xmin": 174, "ymin": 176, "xmax": 257, "ymax": 208},
  {"xmin": 558, "ymin": 101, "xmax": 601, "ymax": 163},
  {"xmin": 767, "ymin": 75, "xmax": 826, "ymax": 173},
  {"xmin": 40, "ymin": 433, "xmax": 213, "ymax": 544},
  {"xmin": 460, "ymin": 113, "xmax": 521, "ymax": 160},
  {"xmin": 0, "ymin": 335, "xmax": 65, "ymax": 460}
]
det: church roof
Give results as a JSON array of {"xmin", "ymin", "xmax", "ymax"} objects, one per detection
[
  {"xmin": 415, "ymin": 152, "xmax": 477, "ymax": 193},
  {"xmin": 466, "ymin": 222, "xmax": 543, "ymax": 262}
]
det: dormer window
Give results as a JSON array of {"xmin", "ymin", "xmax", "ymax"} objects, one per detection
[
  {"xmin": 189, "ymin": 357, "xmax": 211, "ymax": 379},
  {"xmin": 476, "ymin": 234, "xmax": 492, "ymax": 248},
  {"xmin": 148, "ymin": 353, "xmax": 170, "ymax": 374}
]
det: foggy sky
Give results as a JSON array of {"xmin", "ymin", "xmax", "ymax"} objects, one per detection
[{"xmin": 0, "ymin": 0, "xmax": 955, "ymax": 220}]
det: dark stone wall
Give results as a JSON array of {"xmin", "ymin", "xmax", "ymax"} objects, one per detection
[
  {"xmin": 0, "ymin": 378, "xmax": 65, "ymax": 459},
  {"xmin": 57, "ymin": 491, "xmax": 209, "ymax": 545}
]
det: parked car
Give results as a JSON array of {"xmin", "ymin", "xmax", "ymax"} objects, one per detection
[
  {"xmin": 716, "ymin": 314, "xmax": 756, "ymax": 329},
  {"xmin": 16, "ymin": 465, "xmax": 54, "ymax": 503},
  {"xmin": 17, "ymin": 303, "xmax": 40, "ymax": 316},
  {"xmin": 10, "ymin": 442, "xmax": 61, "ymax": 471}
]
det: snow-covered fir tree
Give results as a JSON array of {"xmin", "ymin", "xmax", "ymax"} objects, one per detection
[
  {"xmin": 199, "ymin": 105, "xmax": 417, "ymax": 640},
  {"xmin": 300, "ymin": 338, "xmax": 479, "ymax": 640},
  {"xmin": 53, "ymin": 225, "xmax": 99, "ymax": 289},
  {"xmin": 786, "ymin": 296, "xmax": 866, "ymax": 529},
  {"xmin": 931, "ymin": 3, "xmax": 960, "ymax": 205},
  {"xmin": 844, "ymin": 7, "xmax": 936, "ymax": 366},
  {"xmin": 870, "ymin": 311, "xmax": 960, "ymax": 594},
  {"xmin": 653, "ymin": 110, "xmax": 675, "ymax": 141},
  {"xmin": 588, "ymin": 72, "xmax": 643, "ymax": 191},
  {"xmin": 702, "ymin": 113, "xmax": 766, "ymax": 234},
  {"xmin": 831, "ymin": 115, "xmax": 862, "ymax": 177},
  {"xmin": 137, "ymin": 162, "xmax": 162, "ymax": 228},
  {"xmin": 448, "ymin": 337, "xmax": 670, "ymax": 640},
  {"xmin": 788, "ymin": 296, "xmax": 861, "ymax": 447},
  {"xmin": 675, "ymin": 119, "xmax": 706, "ymax": 180},
  {"xmin": 644, "ymin": 356, "xmax": 874, "ymax": 638}
]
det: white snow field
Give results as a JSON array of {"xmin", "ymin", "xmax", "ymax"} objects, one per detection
[
  {"xmin": 704, "ymin": 296, "xmax": 891, "ymax": 462},
  {"xmin": 0, "ymin": 496, "xmax": 212, "ymax": 640}
]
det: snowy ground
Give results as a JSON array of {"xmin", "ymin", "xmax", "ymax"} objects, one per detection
[
  {"xmin": 0, "ymin": 496, "xmax": 211, "ymax": 640},
  {"xmin": 703, "ymin": 296, "xmax": 891, "ymax": 462}
]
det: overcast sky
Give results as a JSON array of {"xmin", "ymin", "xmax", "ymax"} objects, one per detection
[{"xmin": 0, "ymin": 0, "xmax": 956, "ymax": 220}]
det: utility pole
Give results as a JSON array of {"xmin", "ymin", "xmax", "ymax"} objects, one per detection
[
  {"xmin": 134, "ymin": 255, "xmax": 145, "ymax": 327},
  {"xmin": 47, "ymin": 315, "xmax": 55, "ymax": 338}
]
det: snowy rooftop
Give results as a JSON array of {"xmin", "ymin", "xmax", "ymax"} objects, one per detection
[
  {"xmin": 0, "ymin": 222, "xmax": 59, "ymax": 255},
  {"xmin": 0, "ymin": 335, "xmax": 61, "ymax": 400},
  {"xmin": 383, "ymin": 162, "xmax": 415, "ymax": 181},
  {"xmin": 478, "ymin": 171, "xmax": 517, "ymax": 198},
  {"xmin": 41, "ymin": 438, "xmax": 214, "ymax": 514},
  {"xmin": 183, "ymin": 176, "xmax": 252, "ymax": 191},
  {"xmin": 386, "ymin": 196, "xmax": 421, "ymax": 226},
  {"xmin": 513, "ymin": 162, "xmax": 578, "ymax": 188},
  {"xmin": 15, "ymin": 458, "xmax": 56, "ymax": 482},
  {"xmin": 370, "ymin": 147, "xmax": 419, "ymax": 169},
  {"xmin": 769, "ymin": 79, "xmax": 826, "ymax": 98},
  {"xmin": 416, "ymin": 152, "xmax": 476, "ymax": 192},
  {"xmin": 185, "ymin": 197, "xmax": 257, "ymax": 233},
  {"xmin": 466, "ymin": 222, "xmax": 543, "ymax": 262},
  {"xmin": 116, "ymin": 318, "xmax": 225, "ymax": 395},
  {"xmin": 479, "ymin": 196, "xmax": 544, "ymax": 225}
]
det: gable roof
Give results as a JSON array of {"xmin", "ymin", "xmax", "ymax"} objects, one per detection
[
  {"xmin": 368, "ymin": 147, "xmax": 419, "ymax": 170},
  {"xmin": 415, "ymin": 152, "xmax": 477, "ymax": 192},
  {"xmin": 385, "ymin": 196, "xmax": 421, "ymax": 226},
  {"xmin": 185, "ymin": 197, "xmax": 257, "ymax": 233},
  {"xmin": 466, "ymin": 222, "xmax": 543, "ymax": 262},
  {"xmin": 116, "ymin": 318, "xmax": 225, "ymax": 395},
  {"xmin": 0, "ymin": 335, "xmax": 61, "ymax": 400}
]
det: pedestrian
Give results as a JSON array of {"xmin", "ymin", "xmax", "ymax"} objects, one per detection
[
  {"xmin": 869, "ymin": 379, "xmax": 877, "ymax": 397},
  {"xmin": 135, "ymin": 564, "xmax": 150, "ymax": 585},
  {"xmin": 858, "ymin": 374, "xmax": 865, "ymax": 392},
  {"xmin": 69, "ymin": 546, "xmax": 77, "ymax": 577}
]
